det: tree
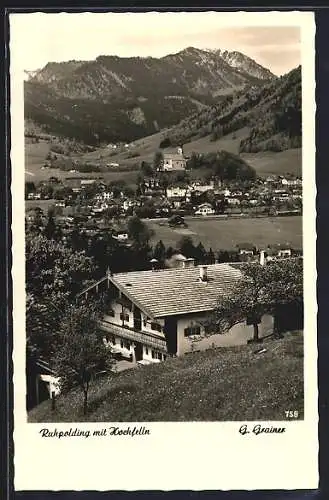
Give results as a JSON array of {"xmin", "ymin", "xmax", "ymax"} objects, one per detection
[
  {"xmin": 26, "ymin": 292, "xmax": 65, "ymax": 362},
  {"xmin": 177, "ymin": 236, "xmax": 195, "ymax": 258},
  {"xmin": 153, "ymin": 151, "xmax": 164, "ymax": 171},
  {"xmin": 207, "ymin": 247, "xmax": 216, "ymax": 264},
  {"xmin": 194, "ymin": 242, "xmax": 207, "ymax": 264},
  {"xmin": 127, "ymin": 215, "xmax": 154, "ymax": 250},
  {"xmin": 186, "ymin": 152, "xmax": 202, "ymax": 170},
  {"xmin": 153, "ymin": 240, "xmax": 166, "ymax": 264},
  {"xmin": 28, "ymin": 209, "xmax": 44, "ymax": 234},
  {"xmin": 44, "ymin": 211, "xmax": 59, "ymax": 240},
  {"xmin": 52, "ymin": 303, "xmax": 114, "ymax": 415},
  {"xmin": 140, "ymin": 161, "xmax": 154, "ymax": 177},
  {"xmin": 26, "ymin": 233, "xmax": 97, "ymax": 362},
  {"xmin": 209, "ymin": 259, "xmax": 303, "ymax": 343},
  {"xmin": 26, "ymin": 233, "xmax": 95, "ymax": 300},
  {"xmin": 159, "ymin": 137, "xmax": 171, "ymax": 148},
  {"xmin": 25, "ymin": 181, "xmax": 36, "ymax": 197}
]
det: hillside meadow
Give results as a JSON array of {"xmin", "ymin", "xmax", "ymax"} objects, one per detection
[
  {"xmin": 29, "ymin": 331, "xmax": 304, "ymax": 422},
  {"xmin": 80, "ymin": 127, "xmax": 302, "ymax": 177},
  {"xmin": 25, "ymin": 128, "xmax": 302, "ymax": 184}
]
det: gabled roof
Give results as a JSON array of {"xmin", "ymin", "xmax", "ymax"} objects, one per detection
[
  {"xmin": 108, "ymin": 263, "xmax": 242, "ymax": 319},
  {"xmin": 163, "ymin": 154, "xmax": 186, "ymax": 161}
]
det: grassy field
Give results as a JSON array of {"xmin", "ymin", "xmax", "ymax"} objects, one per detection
[
  {"xmin": 79, "ymin": 126, "xmax": 302, "ymax": 177},
  {"xmin": 25, "ymin": 141, "xmax": 139, "ymax": 186},
  {"xmin": 28, "ymin": 331, "xmax": 303, "ymax": 422},
  {"xmin": 147, "ymin": 216, "xmax": 302, "ymax": 250},
  {"xmin": 242, "ymin": 148, "xmax": 302, "ymax": 177},
  {"xmin": 25, "ymin": 128, "xmax": 301, "ymax": 185},
  {"xmin": 25, "ymin": 141, "xmax": 51, "ymax": 177}
]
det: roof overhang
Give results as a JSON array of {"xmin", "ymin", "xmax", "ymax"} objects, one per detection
[{"xmin": 108, "ymin": 275, "xmax": 156, "ymax": 320}]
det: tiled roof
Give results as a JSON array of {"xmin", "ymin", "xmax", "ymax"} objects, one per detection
[
  {"xmin": 163, "ymin": 154, "xmax": 186, "ymax": 161},
  {"xmin": 109, "ymin": 263, "xmax": 242, "ymax": 319}
]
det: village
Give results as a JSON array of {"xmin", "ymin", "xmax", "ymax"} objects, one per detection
[{"xmin": 26, "ymin": 146, "xmax": 302, "ymax": 237}]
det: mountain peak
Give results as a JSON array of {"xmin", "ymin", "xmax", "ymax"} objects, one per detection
[{"xmin": 218, "ymin": 49, "xmax": 275, "ymax": 79}]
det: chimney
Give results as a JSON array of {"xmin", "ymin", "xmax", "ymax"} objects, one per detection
[
  {"xmin": 150, "ymin": 258, "xmax": 158, "ymax": 271},
  {"xmin": 183, "ymin": 258, "xmax": 195, "ymax": 269},
  {"xmin": 259, "ymin": 250, "xmax": 266, "ymax": 266},
  {"xmin": 199, "ymin": 265, "xmax": 208, "ymax": 282}
]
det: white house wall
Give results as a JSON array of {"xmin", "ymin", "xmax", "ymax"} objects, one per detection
[
  {"xmin": 104, "ymin": 300, "xmax": 134, "ymax": 329},
  {"xmin": 140, "ymin": 313, "xmax": 165, "ymax": 337},
  {"xmin": 176, "ymin": 313, "xmax": 274, "ymax": 355}
]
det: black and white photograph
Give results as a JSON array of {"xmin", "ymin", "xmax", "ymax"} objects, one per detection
[{"xmin": 11, "ymin": 10, "xmax": 317, "ymax": 491}]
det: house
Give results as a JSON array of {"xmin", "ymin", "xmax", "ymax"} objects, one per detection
[
  {"xmin": 95, "ymin": 191, "xmax": 113, "ymax": 202},
  {"xmin": 122, "ymin": 199, "xmax": 135, "ymax": 212},
  {"xmin": 55, "ymin": 201, "xmax": 66, "ymax": 208},
  {"xmin": 221, "ymin": 188, "xmax": 231, "ymax": 197},
  {"xmin": 226, "ymin": 197, "xmax": 241, "ymax": 206},
  {"xmin": 160, "ymin": 148, "xmax": 187, "ymax": 172},
  {"xmin": 191, "ymin": 181, "xmax": 216, "ymax": 194},
  {"xmin": 81, "ymin": 179, "xmax": 97, "ymax": 188},
  {"xmin": 166, "ymin": 186, "xmax": 188, "ymax": 199},
  {"xmin": 165, "ymin": 254, "xmax": 195, "ymax": 269},
  {"xmin": 26, "ymin": 357, "xmax": 60, "ymax": 410},
  {"xmin": 194, "ymin": 203, "xmax": 215, "ymax": 216},
  {"xmin": 64, "ymin": 178, "xmax": 83, "ymax": 193},
  {"xmin": 267, "ymin": 244, "xmax": 292, "ymax": 259},
  {"xmin": 78, "ymin": 263, "xmax": 274, "ymax": 363},
  {"xmin": 236, "ymin": 243, "xmax": 255, "ymax": 256},
  {"xmin": 112, "ymin": 224, "xmax": 129, "ymax": 241},
  {"xmin": 281, "ymin": 177, "xmax": 302, "ymax": 187},
  {"xmin": 166, "ymin": 186, "xmax": 190, "ymax": 208}
]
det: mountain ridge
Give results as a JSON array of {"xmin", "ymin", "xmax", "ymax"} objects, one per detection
[
  {"xmin": 161, "ymin": 65, "xmax": 301, "ymax": 154},
  {"xmin": 24, "ymin": 47, "xmax": 277, "ymax": 144}
]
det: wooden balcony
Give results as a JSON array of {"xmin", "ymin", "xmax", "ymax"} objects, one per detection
[{"xmin": 99, "ymin": 320, "xmax": 167, "ymax": 351}]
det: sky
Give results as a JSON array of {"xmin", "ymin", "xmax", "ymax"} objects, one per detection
[{"xmin": 11, "ymin": 12, "xmax": 302, "ymax": 76}]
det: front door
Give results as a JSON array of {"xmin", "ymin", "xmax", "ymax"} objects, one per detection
[{"xmin": 134, "ymin": 342, "xmax": 143, "ymax": 361}]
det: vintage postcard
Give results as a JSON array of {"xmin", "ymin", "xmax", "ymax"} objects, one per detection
[{"xmin": 11, "ymin": 10, "xmax": 317, "ymax": 491}]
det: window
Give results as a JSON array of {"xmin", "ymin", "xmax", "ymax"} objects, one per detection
[
  {"xmin": 151, "ymin": 350, "xmax": 156, "ymax": 359},
  {"xmin": 151, "ymin": 322, "xmax": 162, "ymax": 332},
  {"xmin": 157, "ymin": 352, "xmax": 162, "ymax": 360},
  {"xmin": 120, "ymin": 340, "xmax": 124, "ymax": 348},
  {"xmin": 108, "ymin": 308, "xmax": 115, "ymax": 317},
  {"xmin": 184, "ymin": 325, "xmax": 201, "ymax": 337},
  {"xmin": 143, "ymin": 319, "xmax": 147, "ymax": 327},
  {"xmin": 120, "ymin": 313, "xmax": 129, "ymax": 322},
  {"xmin": 145, "ymin": 347, "xmax": 149, "ymax": 355},
  {"xmin": 163, "ymin": 355, "xmax": 167, "ymax": 361},
  {"xmin": 110, "ymin": 335, "xmax": 116, "ymax": 345},
  {"xmin": 124, "ymin": 340, "xmax": 131, "ymax": 350}
]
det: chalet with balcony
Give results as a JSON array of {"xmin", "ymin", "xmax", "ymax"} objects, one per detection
[{"xmin": 78, "ymin": 263, "xmax": 274, "ymax": 365}]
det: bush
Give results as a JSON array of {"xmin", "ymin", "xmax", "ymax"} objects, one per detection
[{"xmin": 159, "ymin": 137, "xmax": 172, "ymax": 148}]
